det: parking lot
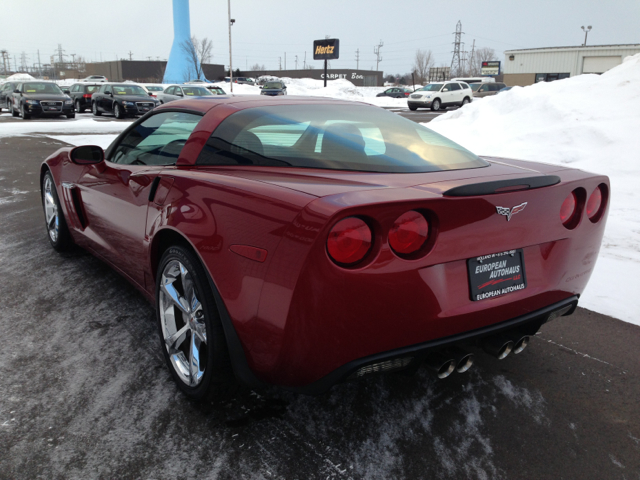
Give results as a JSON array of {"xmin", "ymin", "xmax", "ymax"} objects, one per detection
[{"xmin": 1, "ymin": 112, "xmax": 639, "ymax": 479}]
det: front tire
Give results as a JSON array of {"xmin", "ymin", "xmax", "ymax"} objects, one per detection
[
  {"xmin": 430, "ymin": 99, "xmax": 441, "ymax": 111},
  {"xmin": 21, "ymin": 105, "xmax": 31, "ymax": 120},
  {"xmin": 113, "ymin": 103, "xmax": 124, "ymax": 119},
  {"xmin": 156, "ymin": 246, "xmax": 235, "ymax": 402},
  {"xmin": 75, "ymin": 100, "xmax": 84, "ymax": 113},
  {"xmin": 92, "ymin": 102, "xmax": 101, "ymax": 116},
  {"xmin": 42, "ymin": 172, "xmax": 73, "ymax": 251},
  {"xmin": 408, "ymin": 105, "xmax": 418, "ymax": 111}
]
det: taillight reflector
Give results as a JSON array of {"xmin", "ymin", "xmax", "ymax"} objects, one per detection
[
  {"xmin": 560, "ymin": 192, "xmax": 577, "ymax": 225},
  {"xmin": 586, "ymin": 187, "xmax": 602, "ymax": 220},
  {"xmin": 327, "ymin": 217, "xmax": 372, "ymax": 266},
  {"xmin": 389, "ymin": 211, "xmax": 429, "ymax": 255}
]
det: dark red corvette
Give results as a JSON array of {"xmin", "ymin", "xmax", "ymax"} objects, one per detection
[{"xmin": 41, "ymin": 96, "xmax": 609, "ymax": 400}]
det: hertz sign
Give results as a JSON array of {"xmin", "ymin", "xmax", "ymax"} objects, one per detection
[{"xmin": 313, "ymin": 39, "xmax": 340, "ymax": 60}]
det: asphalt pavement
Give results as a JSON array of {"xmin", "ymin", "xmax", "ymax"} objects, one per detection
[{"xmin": 0, "ymin": 122, "xmax": 639, "ymax": 479}]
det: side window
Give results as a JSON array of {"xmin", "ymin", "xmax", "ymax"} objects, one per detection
[
  {"xmin": 176, "ymin": 87, "xmax": 183, "ymax": 96},
  {"xmin": 442, "ymin": 84, "xmax": 450, "ymax": 92},
  {"xmin": 479, "ymin": 85, "xmax": 488, "ymax": 92},
  {"xmin": 109, "ymin": 112, "xmax": 202, "ymax": 166},
  {"xmin": 450, "ymin": 83, "xmax": 461, "ymax": 91}
]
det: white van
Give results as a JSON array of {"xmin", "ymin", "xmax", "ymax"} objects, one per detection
[{"xmin": 451, "ymin": 77, "xmax": 495, "ymax": 84}]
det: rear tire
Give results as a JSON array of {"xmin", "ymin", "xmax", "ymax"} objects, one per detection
[
  {"xmin": 462, "ymin": 97, "xmax": 470, "ymax": 106},
  {"xmin": 114, "ymin": 103, "xmax": 124, "ymax": 119},
  {"xmin": 11, "ymin": 105, "xmax": 18, "ymax": 117},
  {"xmin": 92, "ymin": 102, "xmax": 101, "ymax": 116},
  {"xmin": 42, "ymin": 172, "xmax": 73, "ymax": 251},
  {"xmin": 75, "ymin": 100, "xmax": 84, "ymax": 113},
  {"xmin": 67, "ymin": 114, "xmax": 75, "ymax": 119},
  {"xmin": 431, "ymin": 99, "xmax": 441, "ymax": 112},
  {"xmin": 156, "ymin": 246, "xmax": 236, "ymax": 402},
  {"xmin": 408, "ymin": 105, "xmax": 418, "ymax": 111}
]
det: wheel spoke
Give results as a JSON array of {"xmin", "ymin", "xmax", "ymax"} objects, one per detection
[
  {"xmin": 161, "ymin": 281, "xmax": 190, "ymax": 316},
  {"xmin": 164, "ymin": 323, "xmax": 190, "ymax": 351},
  {"xmin": 189, "ymin": 331, "xmax": 205, "ymax": 386}
]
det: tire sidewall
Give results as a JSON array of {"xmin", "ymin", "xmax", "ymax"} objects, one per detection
[
  {"xmin": 155, "ymin": 246, "xmax": 225, "ymax": 401},
  {"xmin": 41, "ymin": 171, "xmax": 71, "ymax": 251}
]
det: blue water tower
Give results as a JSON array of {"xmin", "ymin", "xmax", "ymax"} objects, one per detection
[{"xmin": 163, "ymin": 0, "xmax": 206, "ymax": 83}]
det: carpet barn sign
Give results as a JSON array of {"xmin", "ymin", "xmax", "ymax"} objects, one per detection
[{"xmin": 313, "ymin": 39, "xmax": 340, "ymax": 60}]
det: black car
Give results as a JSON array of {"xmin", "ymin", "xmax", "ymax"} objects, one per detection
[
  {"xmin": 9, "ymin": 82, "xmax": 75, "ymax": 119},
  {"xmin": 91, "ymin": 83, "xmax": 158, "ymax": 118},
  {"xmin": 66, "ymin": 83, "xmax": 102, "ymax": 113},
  {"xmin": 376, "ymin": 87, "xmax": 413, "ymax": 98},
  {"xmin": 260, "ymin": 81, "xmax": 287, "ymax": 96},
  {"xmin": 0, "ymin": 82, "xmax": 18, "ymax": 112}
]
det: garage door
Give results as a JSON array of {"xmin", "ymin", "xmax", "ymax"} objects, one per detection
[{"xmin": 582, "ymin": 56, "xmax": 622, "ymax": 74}]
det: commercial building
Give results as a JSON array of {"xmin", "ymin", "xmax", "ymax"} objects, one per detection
[
  {"xmin": 503, "ymin": 44, "xmax": 640, "ymax": 86},
  {"xmin": 84, "ymin": 60, "xmax": 226, "ymax": 83},
  {"xmin": 245, "ymin": 68, "xmax": 383, "ymax": 87}
]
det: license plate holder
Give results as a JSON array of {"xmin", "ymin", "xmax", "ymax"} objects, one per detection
[{"xmin": 468, "ymin": 249, "xmax": 527, "ymax": 301}]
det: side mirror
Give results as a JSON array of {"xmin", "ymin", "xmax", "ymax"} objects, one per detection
[
  {"xmin": 63, "ymin": 89, "xmax": 70, "ymax": 94},
  {"xmin": 105, "ymin": 91, "xmax": 112, "ymax": 96},
  {"xmin": 177, "ymin": 92, "xmax": 183, "ymax": 97},
  {"xmin": 14, "ymin": 89, "xmax": 20, "ymax": 94},
  {"xmin": 148, "ymin": 91, "xmax": 153, "ymax": 96},
  {"xmin": 70, "ymin": 145, "xmax": 105, "ymax": 165}
]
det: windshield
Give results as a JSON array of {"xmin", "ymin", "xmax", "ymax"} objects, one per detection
[
  {"xmin": 197, "ymin": 104, "xmax": 487, "ymax": 173},
  {"xmin": 263, "ymin": 82, "xmax": 284, "ymax": 89},
  {"xmin": 22, "ymin": 83, "xmax": 63, "ymax": 94},
  {"xmin": 112, "ymin": 85, "xmax": 147, "ymax": 96},
  {"xmin": 470, "ymin": 84, "xmax": 482, "ymax": 92},
  {"xmin": 146, "ymin": 86, "xmax": 164, "ymax": 92},
  {"xmin": 182, "ymin": 86, "xmax": 212, "ymax": 96},
  {"xmin": 419, "ymin": 84, "xmax": 443, "ymax": 92}
]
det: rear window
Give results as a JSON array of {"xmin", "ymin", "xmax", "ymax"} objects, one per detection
[{"xmin": 196, "ymin": 105, "xmax": 487, "ymax": 173}]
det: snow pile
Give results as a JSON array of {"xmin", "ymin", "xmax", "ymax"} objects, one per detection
[
  {"xmin": 207, "ymin": 77, "xmax": 407, "ymax": 107},
  {"xmin": 4, "ymin": 72, "xmax": 36, "ymax": 82},
  {"xmin": 0, "ymin": 117, "xmax": 128, "ymax": 137},
  {"xmin": 428, "ymin": 54, "xmax": 640, "ymax": 325}
]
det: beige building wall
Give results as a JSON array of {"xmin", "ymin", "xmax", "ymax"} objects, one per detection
[{"xmin": 503, "ymin": 73, "xmax": 536, "ymax": 87}]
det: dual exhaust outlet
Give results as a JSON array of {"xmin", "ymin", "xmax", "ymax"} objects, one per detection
[{"xmin": 424, "ymin": 331, "xmax": 530, "ymax": 379}]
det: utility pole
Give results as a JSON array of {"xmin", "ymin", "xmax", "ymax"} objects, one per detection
[
  {"xmin": 20, "ymin": 51, "xmax": 28, "ymax": 71},
  {"xmin": 303, "ymin": 51, "xmax": 306, "ymax": 69},
  {"xmin": 581, "ymin": 25, "xmax": 592, "ymax": 46},
  {"xmin": 56, "ymin": 44, "xmax": 66, "ymax": 64},
  {"xmin": 450, "ymin": 20, "xmax": 464, "ymax": 78},
  {"xmin": 227, "ymin": 0, "xmax": 234, "ymax": 92},
  {"xmin": 146, "ymin": 56, "xmax": 152, "ymax": 61},
  {"xmin": 295, "ymin": 55, "xmax": 298, "ymax": 69},
  {"xmin": 0, "ymin": 50, "xmax": 8, "ymax": 75},
  {"xmin": 284, "ymin": 52, "xmax": 286, "ymax": 70},
  {"xmin": 373, "ymin": 40, "xmax": 383, "ymax": 72},
  {"xmin": 355, "ymin": 49, "xmax": 360, "ymax": 70},
  {"xmin": 469, "ymin": 39, "xmax": 476, "ymax": 76},
  {"xmin": 128, "ymin": 51, "xmax": 133, "ymax": 61},
  {"xmin": 37, "ymin": 50, "xmax": 42, "ymax": 77}
]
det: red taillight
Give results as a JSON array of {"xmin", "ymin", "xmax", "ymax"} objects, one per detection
[
  {"xmin": 586, "ymin": 187, "xmax": 602, "ymax": 220},
  {"xmin": 560, "ymin": 192, "xmax": 577, "ymax": 225},
  {"xmin": 389, "ymin": 211, "xmax": 429, "ymax": 255},
  {"xmin": 150, "ymin": 94, "xmax": 157, "ymax": 97},
  {"xmin": 404, "ymin": 92, "xmax": 410, "ymax": 96},
  {"xmin": 83, "ymin": 94, "xmax": 92, "ymax": 99},
  {"xmin": 327, "ymin": 217, "xmax": 372, "ymax": 266}
]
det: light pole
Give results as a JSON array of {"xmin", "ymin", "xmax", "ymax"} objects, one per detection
[
  {"xmin": 581, "ymin": 25, "xmax": 592, "ymax": 46},
  {"xmin": 228, "ymin": 0, "xmax": 234, "ymax": 92}
]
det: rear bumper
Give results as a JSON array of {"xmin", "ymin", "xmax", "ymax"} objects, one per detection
[{"xmin": 289, "ymin": 296, "xmax": 578, "ymax": 394}]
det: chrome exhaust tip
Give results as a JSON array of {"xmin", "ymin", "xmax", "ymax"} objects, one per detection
[
  {"xmin": 512, "ymin": 335, "xmax": 529, "ymax": 354},
  {"xmin": 443, "ymin": 346, "xmax": 475, "ymax": 373},
  {"xmin": 482, "ymin": 336, "xmax": 514, "ymax": 360},
  {"xmin": 424, "ymin": 352, "xmax": 456, "ymax": 379}
]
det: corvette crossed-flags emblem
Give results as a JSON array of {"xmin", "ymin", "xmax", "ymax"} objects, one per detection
[{"xmin": 496, "ymin": 202, "xmax": 528, "ymax": 221}]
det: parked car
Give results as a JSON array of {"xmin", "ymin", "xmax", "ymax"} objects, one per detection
[
  {"xmin": 156, "ymin": 84, "xmax": 213, "ymax": 104},
  {"xmin": 451, "ymin": 77, "xmax": 495, "ymax": 85},
  {"xmin": 81, "ymin": 75, "xmax": 108, "ymax": 83},
  {"xmin": 234, "ymin": 77, "xmax": 255, "ymax": 85},
  {"xmin": 205, "ymin": 85, "xmax": 226, "ymax": 95},
  {"xmin": 67, "ymin": 83, "xmax": 102, "ymax": 113},
  {"xmin": 91, "ymin": 83, "xmax": 158, "ymax": 118},
  {"xmin": 143, "ymin": 85, "xmax": 165, "ymax": 98},
  {"xmin": 260, "ymin": 81, "xmax": 287, "ymax": 96},
  {"xmin": 40, "ymin": 96, "xmax": 609, "ymax": 401},
  {"xmin": 498, "ymin": 86, "xmax": 513, "ymax": 94},
  {"xmin": 0, "ymin": 81, "xmax": 18, "ymax": 112},
  {"xmin": 9, "ymin": 81, "xmax": 74, "ymax": 119},
  {"xmin": 470, "ymin": 82, "xmax": 507, "ymax": 98},
  {"xmin": 407, "ymin": 81, "xmax": 472, "ymax": 111},
  {"xmin": 376, "ymin": 87, "xmax": 413, "ymax": 98}
]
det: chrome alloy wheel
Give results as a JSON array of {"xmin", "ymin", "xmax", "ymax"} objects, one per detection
[
  {"xmin": 43, "ymin": 176, "xmax": 59, "ymax": 242},
  {"xmin": 159, "ymin": 260, "xmax": 207, "ymax": 387}
]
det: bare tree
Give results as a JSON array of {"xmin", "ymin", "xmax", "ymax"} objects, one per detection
[
  {"xmin": 181, "ymin": 36, "xmax": 213, "ymax": 81},
  {"xmin": 413, "ymin": 49, "xmax": 434, "ymax": 85},
  {"xmin": 250, "ymin": 63, "xmax": 266, "ymax": 72},
  {"xmin": 475, "ymin": 47, "xmax": 498, "ymax": 75}
]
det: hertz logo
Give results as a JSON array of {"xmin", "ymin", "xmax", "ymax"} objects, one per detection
[{"xmin": 315, "ymin": 45, "xmax": 335, "ymax": 55}]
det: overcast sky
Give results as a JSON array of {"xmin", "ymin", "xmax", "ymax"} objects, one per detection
[{"xmin": 2, "ymin": 0, "xmax": 639, "ymax": 74}]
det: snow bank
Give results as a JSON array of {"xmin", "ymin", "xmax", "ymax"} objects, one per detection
[
  {"xmin": 207, "ymin": 77, "xmax": 409, "ymax": 107},
  {"xmin": 428, "ymin": 54, "xmax": 640, "ymax": 326},
  {"xmin": 0, "ymin": 117, "xmax": 129, "ymax": 137}
]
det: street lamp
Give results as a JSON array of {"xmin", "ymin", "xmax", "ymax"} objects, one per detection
[
  {"xmin": 581, "ymin": 25, "xmax": 592, "ymax": 46},
  {"xmin": 228, "ymin": 0, "xmax": 235, "ymax": 92}
]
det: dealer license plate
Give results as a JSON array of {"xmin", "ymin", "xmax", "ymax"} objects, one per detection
[
  {"xmin": 47, "ymin": 107, "xmax": 58, "ymax": 111},
  {"xmin": 468, "ymin": 249, "xmax": 527, "ymax": 301}
]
